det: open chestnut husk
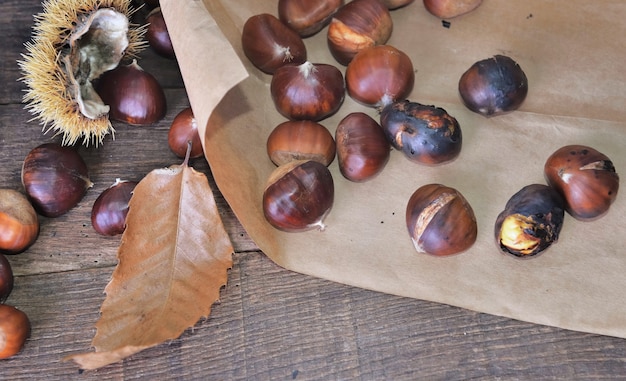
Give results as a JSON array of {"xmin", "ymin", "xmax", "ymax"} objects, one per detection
[
  {"xmin": 335, "ymin": 112, "xmax": 390, "ymax": 182},
  {"xmin": 278, "ymin": 0, "xmax": 344, "ymax": 37},
  {"xmin": 0, "ymin": 189, "xmax": 39, "ymax": 254},
  {"xmin": 544, "ymin": 145, "xmax": 619, "ymax": 221},
  {"xmin": 495, "ymin": 184, "xmax": 565, "ymax": 258},
  {"xmin": 0, "ymin": 304, "xmax": 30, "ymax": 359},
  {"xmin": 406, "ymin": 184, "xmax": 477, "ymax": 256},
  {"xmin": 380, "ymin": 100, "xmax": 462, "ymax": 165},
  {"xmin": 423, "ymin": 0, "xmax": 482, "ymax": 19},
  {"xmin": 91, "ymin": 179, "xmax": 137, "ymax": 236},
  {"xmin": 242, "ymin": 13, "xmax": 307, "ymax": 74},
  {"xmin": 271, "ymin": 61, "xmax": 345, "ymax": 121},
  {"xmin": 327, "ymin": 0, "xmax": 393, "ymax": 65},
  {"xmin": 267, "ymin": 120, "xmax": 336, "ymax": 166},
  {"xmin": 0, "ymin": 254, "xmax": 13, "ymax": 302},
  {"xmin": 458, "ymin": 55, "xmax": 528, "ymax": 117},
  {"xmin": 263, "ymin": 160, "xmax": 334, "ymax": 232},
  {"xmin": 21, "ymin": 143, "xmax": 93, "ymax": 218}
]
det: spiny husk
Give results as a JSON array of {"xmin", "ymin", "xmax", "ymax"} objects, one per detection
[{"xmin": 19, "ymin": 0, "xmax": 146, "ymax": 146}]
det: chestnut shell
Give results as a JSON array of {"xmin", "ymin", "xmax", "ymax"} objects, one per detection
[
  {"xmin": 0, "ymin": 304, "xmax": 31, "ymax": 359},
  {"xmin": 278, "ymin": 0, "xmax": 344, "ymax": 37},
  {"xmin": 146, "ymin": 8, "xmax": 175, "ymax": 58},
  {"xmin": 266, "ymin": 120, "xmax": 336, "ymax": 166},
  {"xmin": 91, "ymin": 180, "xmax": 137, "ymax": 236},
  {"xmin": 0, "ymin": 254, "xmax": 13, "ymax": 302},
  {"xmin": 495, "ymin": 184, "xmax": 565, "ymax": 258},
  {"xmin": 0, "ymin": 189, "xmax": 39, "ymax": 254}
]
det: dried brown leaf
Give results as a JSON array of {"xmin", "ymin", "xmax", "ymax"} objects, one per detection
[{"xmin": 65, "ymin": 158, "xmax": 234, "ymax": 370}]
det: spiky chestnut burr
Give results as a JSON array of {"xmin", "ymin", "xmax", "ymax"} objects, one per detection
[{"xmin": 19, "ymin": 0, "xmax": 146, "ymax": 146}]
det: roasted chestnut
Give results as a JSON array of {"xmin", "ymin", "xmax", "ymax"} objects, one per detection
[
  {"xmin": 21, "ymin": 143, "xmax": 93, "ymax": 218},
  {"xmin": 335, "ymin": 112, "xmax": 390, "ymax": 182},
  {"xmin": 168, "ymin": 107, "xmax": 203, "ymax": 159},
  {"xmin": 0, "ymin": 254, "xmax": 13, "ymax": 302},
  {"xmin": 495, "ymin": 184, "xmax": 565, "ymax": 258},
  {"xmin": 271, "ymin": 61, "xmax": 345, "ymax": 121},
  {"xmin": 544, "ymin": 145, "xmax": 619, "ymax": 221},
  {"xmin": 91, "ymin": 179, "xmax": 137, "ymax": 236},
  {"xmin": 327, "ymin": 0, "xmax": 393, "ymax": 65},
  {"xmin": 458, "ymin": 55, "xmax": 528, "ymax": 117},
  {"xmin": 278, "ymin": 0, "xmax": 344, "ymax": 37},
  {"xmin": 423, "ymin": 0, "xmax": 482, "ymax": 19},
  {"xmin": 263, "ymin": 160, "xmax": 334, "ymax": 232},
  {"xmin": 267, "ymin": 120, "xmax": 336, "ymax": 166},
  {"xmin": 0, "ymin": 304, "xmax": 30, "ymax": 359},
  {"xmin": 242, "ymin": 13, "xmax": 307, "ymax": 74},
  {"xmin": 380, "ymin": 100, "xmax": 462, "ymax": 165},
  {"xmin": 0, "ymin": 189, "xmax": 39, "ymax": 254},
  {"xmin": 406, "ymin": 184, "xmax": 477, "ymax": 256},
  {"xmin": 146, "ymin": 7, "xmax": 175, "ymax": 59},
  {"xmin": 345, "ymin": 45, "xmax": 414, "ymax": 108}
]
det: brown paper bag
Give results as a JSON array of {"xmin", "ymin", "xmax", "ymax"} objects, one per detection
[{"xmin": 160, "ymin": 0, "xmax": 626, "ymax": 338}]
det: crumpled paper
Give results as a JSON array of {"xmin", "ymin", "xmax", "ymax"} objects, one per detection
[{"xmin": 161, "ymin": 0, "xmax": 626, "ymax": 338}]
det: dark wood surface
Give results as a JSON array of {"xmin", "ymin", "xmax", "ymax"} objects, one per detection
[{"xmin": 1, "ymin": 1, "xmax": 625, "ymax": 380}]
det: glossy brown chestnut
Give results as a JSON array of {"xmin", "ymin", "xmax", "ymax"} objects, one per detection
[
  {"xmin": 544, "ymin": 145, "xmax": 619, "ymax": 221},
  {"xmin": 0, "ymin": 189, "xmax": 39, "ymax": 254},
  {"xmin": 0, "ymin": 254, "xmax": 13, "ymax": 302},
  {"xmin": 278, "ymin": 0, "xmax": 344, "ymax": 37},
  {"xmin": 458, "ymin": 55, "xmax": 528, "ymax": 117},
  {"xmin": 267, "ymin": 120, "xmax": 336, "ymax": 166},
  {"xmin": 495, "ymin": 184, "xmax": 565, "ymax": 258},
  {"xmin": 91, "ymin": 179, "xmax": 138, "ymax": 236},
  {"xmin": 381, "ymin": 0, "xmax": 415, "ymax": 9},
  {"xmin": 146, "ymin": 7, "xmax": 175, "ymax": 59},
  {"xmin": 327, "ymin": 0, "xmax": 393, "ymax": 65},
  {"xmin": 380, "ymin": 100, "xmax": 462, "ymax": 165},
  {"xmin": 168, "ymin": 107, "xmax": 203, "ymax": 159},
  {"xmin": 271, "ymin": 61, "xmax": 345, "ymax": 121},
  {"xmin": 335, "ymin": 112, "xmax": 390, "ymax": 182},
  {"xmin": 263, "ymin": 160, "xmax": 334, "ymax": 232},
  {"xmin": 423, "ymin": 0, "xmax": 482, "ymax": 19},
  {"xmin": 96, "ymin": 60, "xmax": 167, "ymax": 125},
  {"xmin": 0, "ymin": 304, "xmax": 30, "ymax": 359},
  {"xmin": 345, "ymin": 45, "xmax": 414, "ymax": 108},
  {"xmin": 242, "ymin": 13, "xmax": 307, "ymax": 74},
  {"xmin": 406, "ymin": 184, "xmax": 477, "ymax": 256},
  {"xmin": 21, "ymin": 143, "xmax": 93, "ymax": 218}
]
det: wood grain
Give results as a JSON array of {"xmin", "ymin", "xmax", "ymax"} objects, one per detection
[{"xmin": 0, "ymin": 1, "xmax": 624, "ymax": 379}]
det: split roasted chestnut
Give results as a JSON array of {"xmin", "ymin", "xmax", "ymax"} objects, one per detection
[
  {"xmin": 278, "ymin": 0, "xmax": 344, "ymax": 37},
  {"xmin": 380, "ymin": 100, "xmax": 462, "ymax": 165},
  {"xmin": 495, "ymin": 184, "xmax": 565, "ymax": 258},
  {"xmin": 271, "ymin": 61, "xmax": 345, "ymax": 121},
  {"xmin": 242, "ymin": 13, "xmax": 307, "ymax": 74},
  {"xmin": 327, "ymin": 0, "xmax": 393, "ymax": 65},
  {"xmin": 406, "ymin": 184, "xmax": 477, "ymax": 256},
  {"xmin": 335, "ymin": 112, "xmax": 390, "ymax": 182},
  {"xmin": 21, "ymin": 143, "xmax": 93, "ymax": 218},
  {"xmin": 458, "ymin": 55, "xmax": 528, "ymax": 117},
  {"xmin": 544, "ymin": 145, "xmax": 619, "ymax": 221},
  {"xmin": 345, "ymin": 45, "xmax": 414, "ymax": 108},
  {"xmin": 0, "ymin": 189, "xmax": 39, "ymax": 254},
  {"xmin": 168, "ymin": 107, "xmax": 203, "ymax": 159},
  {"xmin": 267, "ymin": 120, "xmax": 336, "ymax": 166},
  {"xmin": 423, "ymin": 0, "xmax": 482, "ymax": 19},
  {"xmin": 0, "ymin": 304, "xmax": 30, "ymax": 359},
  {"xmin": 263, "ymin": 160, "xmax": 334, "ymax": 232},
  {"xmin": 91, "ymin": 179, "xmax": 137, "ymax": 236},
  {"xmin": 146, "ymin": 7, "xmax": 175, "ymax": 59},
  {"xmin": 0, "ymin": 254, "xmax": 13, "ymax": 302}
]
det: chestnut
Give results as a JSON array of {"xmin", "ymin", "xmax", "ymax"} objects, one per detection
[
  {"xmin": 91, "ymin": 179, "xmax": 137, "ymax": 236},
  {"xmin": 381, "ymin": 0, "xmax": 415, "ymax": 9},
  {"xmin": 345, "ymin": 45, "xmax": 415, "ymax": 108},
  {"xmin": 146, "ymin": 7, "xmax": 175, "ymax": 59},
  {"xmin": 168, "ymin": 107, "xmax": 203, "ymax": 159},
  {"xmin": 380, "ymin": 100, "xmax": 462, "ymax": 165},
  {"xmin": 335, "ymin": 112, "xmax": 390, "ymax": 182},
  {"xmin": 423, "ymin": 0, "xmax": 482, "ymax": 19},
  {"xmin": 0, "ymin": 189, "xmax": 39, "ymax": 254},
  {"xmin": 0, "ymin": 254, "xmax": 13, "ymax": 302},
  {"xmin": 495, "ymin": 184, "xmax": 565, "ymax": 258},
  {"xmin": 270, "ymin": 61, "xmax": 345, "ymax": 121},
  {"xmin": 458, "ymin": 55, "xmax": 528, "ymax": 117},
  {"xmin": 263, "ymin": 160, "xmax": 334, "ymax": 232},
  {"xmin": 242, "ymin": 13, "xmax": 307, "ymax": 74},
  {"xmin": 21, "ymin": 143, "xmax": 93, "ymax": 218},
  {"xmin": 0, "ymin": 304, "xmax": 30, "ymax": 359},
  {"xmin": 96, "ymin": 59, "xmax": 167, "ymax": 125},
  {"xmin": 544, "ymin": 145, "xmax": 619, "ymax": 221},
  {"xmin": 406, "ymin": 184, "xmax": 477, "ymax": 256},
  {"xmin": 267, "ymin": 120, "xmax": 336, "ymax": 166},
  {"xmin": 278, "ymin": 0, "xmax": 344, "ymax": 37},
  {"xmin": 327, "ymin": 0, "xmax": 393, "ymax": 65}
]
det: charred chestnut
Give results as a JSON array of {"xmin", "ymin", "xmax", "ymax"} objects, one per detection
[
  {"xmin": 267, "ymin": 120, "xmax": 336, "ymax": 166},
  {"xmin": 278, "ymin": 0, "xmax": 344, "ymax": 37},
  {"xmin": 495, "ymin": 184, "xmax": 565, "ymax": 258},
  {"xmin": 544, "ymin": 145, "xmax": 619, "ymax": 221},
  {"xmin": 380, "ymin": 100, "xmax": 462, "ymax": 165},
  {"xmin": 406, "ymin": 184, "xmax": 477, "ymax": 256}
]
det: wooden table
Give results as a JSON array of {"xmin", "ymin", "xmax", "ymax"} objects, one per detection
[{"xmin": 1, "ymin": 1, "xmax": 625, "ymax": 380}]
